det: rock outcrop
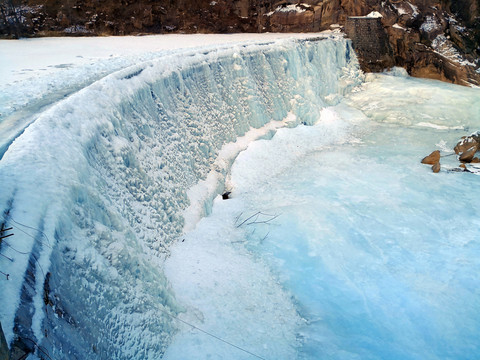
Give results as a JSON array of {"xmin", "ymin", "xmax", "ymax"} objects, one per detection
[{"xmin": 1, "ymin": 0, "xmax": 479, "ymax": 86}]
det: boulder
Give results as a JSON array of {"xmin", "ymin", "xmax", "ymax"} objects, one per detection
[
  {"xmin": 459, "ymin": 146, "xmax": 478, "ymax": 163},
  {"xmin": 421, "ymin": 150, "xmax": 440, "ymax": 164},
  {"xmin": 454, "ymin": 136, "xmax": 479, "ymax": 154},
  {"xmin": 432, "ymin": 162, "xmax": 441, "ymax": 173}
]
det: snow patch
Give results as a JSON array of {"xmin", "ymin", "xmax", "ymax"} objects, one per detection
[
  {"xmin": 393, "ymin": 23, "xmax": 407, "ymax": 31},
  {"xmin": 266, "ymin": 4, "xmax": 311, "ymax": 16},
  {"xmin": 420, "ymin": 15, "xmax": 441, "ymax": 33},
  {"xmin": 366, "ymin": 11, "xmax": 383, "ymax": 18},
  {"xmin": 393, "ymin": 4, "xmax": 408, "ymax": 16},
  {"xmin": 407, "ymin": 2, "xmax": 420, "ymax": 17},
  {"xmin": 431, "ymin": 34, "xmax": 478, "ymax": 68},
  {"xmin": 63, "ymin": 25, "xmax": 92, "ymax": 34},
  {"xmin": 392, "ymin": 2, "xmax": 419, "ymax": 18},
  {"xmin": 416, "ymin": 122, "xmax": 465, "ymax": 130}
]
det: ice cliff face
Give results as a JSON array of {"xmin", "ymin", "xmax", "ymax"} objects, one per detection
[
  {"xmin": 0, "ymin": 36, "xmax": 362, "ymax": 359},
  {"xmin": 1, "ymin": 0, "xmax": 479, "ymax": 86}
]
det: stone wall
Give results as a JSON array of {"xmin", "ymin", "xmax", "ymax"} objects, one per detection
[{"xmin": 345, "ymin": 16, "xmax": 394, "ymax": 71}]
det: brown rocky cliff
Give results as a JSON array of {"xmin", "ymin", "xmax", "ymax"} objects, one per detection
[
  {"xmin": 1, "ymin": 0, "xmax": 479, "ymax": 86},
  {"xmin": 377, "ymin": 0, "xmax": 480, "ymax": 86}
]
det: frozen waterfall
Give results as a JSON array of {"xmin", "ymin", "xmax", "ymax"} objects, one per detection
[
  {"xmin": 0, "ymin": 35, "xmax": 362, "ymax": 359},
  {"xmin": 1, "ymin": 33, "xmax": 479, "ymax": 360}
]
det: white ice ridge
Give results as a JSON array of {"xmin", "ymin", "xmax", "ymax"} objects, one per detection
[
  {"xmin": 0, "ymin": 33, "xmax": 325, "ymax": 157},
  {"xmin": 416, "ymin": 122, "xmax": 464, "ymax": 130},
  {"xmin": 0, "ymin": 34, "xmax": 363, "ymax": 359}
]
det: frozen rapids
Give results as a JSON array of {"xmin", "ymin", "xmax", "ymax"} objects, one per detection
[{"xmin": 1, "ymin": 33, "xmax": 480, "ymax": 360}]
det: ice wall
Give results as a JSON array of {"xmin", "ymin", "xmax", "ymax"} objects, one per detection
[{"xmin": 0, "ymin": 35, "xmax": 362, "ymax": 359}]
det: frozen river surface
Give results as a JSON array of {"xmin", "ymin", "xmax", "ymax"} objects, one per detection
[{"xmin": 166, "ymin": 72, "xmax": 480, "ymax": 359}]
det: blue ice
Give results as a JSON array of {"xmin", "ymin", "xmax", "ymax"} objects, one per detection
[{"xmin": 227, "ymin": 74, "xmax": 480, "ymax": 359}]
